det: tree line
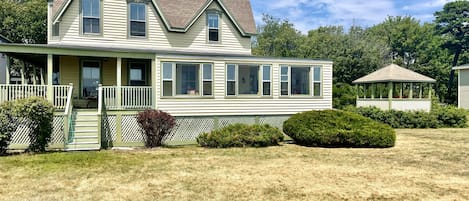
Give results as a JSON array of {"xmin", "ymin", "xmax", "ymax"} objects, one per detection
[{"xmin": 253, "ymin": 1, "xmax": 469, "ymax": 104}]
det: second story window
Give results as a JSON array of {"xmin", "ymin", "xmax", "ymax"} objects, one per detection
[
  {"xmin": 82, "ymin": 0, "xmax": 100, "ymax": 34},
  {"xmin": 207, "ymin": 13, "xmax": 219, "ymax": 42},
  {"xmin": 130, "ymin": 3, "xmax": 146, "ymax": 37}
]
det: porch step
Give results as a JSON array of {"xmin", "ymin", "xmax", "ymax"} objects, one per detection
[{"xmin": 66, "ymin": 109, "xmax": 100, "ymax": 151}]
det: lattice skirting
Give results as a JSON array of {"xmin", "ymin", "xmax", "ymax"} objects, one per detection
[
  {"xmin": 102, "ymin": 115, "xmax": 290, "ymax": 145},
  {"xmin": 9, "ymin": 115, "xmax": 65, "ymax": 146}
]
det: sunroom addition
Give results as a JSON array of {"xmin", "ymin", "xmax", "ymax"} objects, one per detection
[{"xmin": 352, "ymin": 64, "xmax": 436, "ymax": 112}]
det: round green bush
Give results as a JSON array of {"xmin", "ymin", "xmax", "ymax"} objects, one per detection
[
  {"xmin": 197, "ymin": 124, "xmax": 284, "ymax": 148},
  {"xmin": 283, "ymin": 110, "xmax": 396, "ymax": 148}
]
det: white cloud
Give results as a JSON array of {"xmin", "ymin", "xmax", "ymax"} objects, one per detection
[{"xmin": 402, "ymin": 0, "xmax": 455, "ymax": 11}]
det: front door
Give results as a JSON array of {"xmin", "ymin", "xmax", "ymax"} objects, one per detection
[{"xmin": 81, "ymin": 61, "xmax": 101, "ymax": 98}]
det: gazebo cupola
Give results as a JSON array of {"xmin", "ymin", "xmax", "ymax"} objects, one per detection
[{"xmin": 352, "ymin": 64, "xmax": 436, "ymax": 112}]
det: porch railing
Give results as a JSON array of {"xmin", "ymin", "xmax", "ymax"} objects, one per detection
[
  {"xmin": 100, "ymin": 86, "xmax": 153, "ymax": 110},
  {"xmin": 0, "ymin": 84, "xmax": 73, "ymax": 109}
]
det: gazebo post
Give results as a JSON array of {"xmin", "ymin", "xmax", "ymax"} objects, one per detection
[
  {"xmin": 371, "ymin": 83, "xmax": 375, "ymax": 99},
  {"xmin": 409, "ymin": 83, "xmax": 413, "ymax": 99},
  {"xmin": 388, "ymin": 82, "xmax": 393, "ymax": 110},
  {"xmin": 355, "ymin": 84, "xmax": 359, "ymax": 100}
]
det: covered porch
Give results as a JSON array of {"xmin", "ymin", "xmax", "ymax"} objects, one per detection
[
  {"xmin": 353, "ymin": 64, "xmax": 436, "ymax": 112},
  {"xmin": 0, "ymin": 44, "xmax": 157, "ymax": 111}
]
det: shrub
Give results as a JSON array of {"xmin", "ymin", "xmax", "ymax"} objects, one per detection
[
  {"xmin": 0, "ymin": 102, "xmax": 16, "ymax": 155},
  {"xmin": 13, "ymin": 97, "xmax": 54, "ymax": 153},
  {"xmin": 333, "ymin": 83, "xmax": 357, "ymax": 109},
  {"xmin": 346, "ymin": 106, "xmax": 467, "ymax": 128},
  {"xmin": 197, "ymin": 124, "xmax": 284, "ymax": 148},
  {"xmin": 137, "ymin": 109, "xmax": 176, "ymax": 148},
  {"xmin": 283, "ymin": 110, "xmax": 396, "ymax": 148}
]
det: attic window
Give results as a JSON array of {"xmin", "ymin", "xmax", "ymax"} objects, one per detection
[
  {"xmin": 129, "ymin": 3, "xmax": 146, "ymax": 37},
  {"xmin": 207, "ymin": 13, "xmax": 219, "ymax": 42},
  {"xmin": 82, "ymin": 0, "xmax": 100, "ymax": 34}
]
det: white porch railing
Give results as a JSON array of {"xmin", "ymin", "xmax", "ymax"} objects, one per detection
[
  {"xmin": 101, "ymin": 86, "xmax": 153, "ymax": 110},
  {"xmin": 0, "ymin": 84, "xmax": 73, "ymax": 109}
]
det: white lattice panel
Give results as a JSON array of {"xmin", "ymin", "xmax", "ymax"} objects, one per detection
[
  {"xmin": 164, "ymin": 117, "xmax": 215, "ymax": 142},
  {"xmin": 102, "ymin": 115, "xmax": 117, "ymax": 142},
  {"xmin": 218, "ymin": 116, "xmax": 256, "ymax": 128},
  {"xmin": 259, "ymin": 116, "xmax": 290, "ymax": 130},
  {"xmin": 121, "ymin": 115, "xmax": 144, "ymax": 142},
  {"xmin": 51, "ymin": 116, "xmax": 65, "ymax": 144},
  {"xmin": 11, "ymin": 118, "xmax": 32, "ymax": 144}
]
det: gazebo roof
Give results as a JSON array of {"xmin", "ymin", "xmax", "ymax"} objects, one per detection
[{"xmin": 352, "ymin": 64, "xmax": 436, "ymax": 84}]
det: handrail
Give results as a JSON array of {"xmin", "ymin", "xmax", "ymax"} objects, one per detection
[{"xmin": 97, "ymin": 84, "xmax": 103, "ymax": 115}]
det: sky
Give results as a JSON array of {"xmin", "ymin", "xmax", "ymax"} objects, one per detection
[{"xmin": 250, "ymin": 0, "xmax": 456, "ymax": 33}]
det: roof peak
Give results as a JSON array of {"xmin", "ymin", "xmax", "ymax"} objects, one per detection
[{"xmin": 353, "ymin": 64, "xmax": 436, "ymax": 84}]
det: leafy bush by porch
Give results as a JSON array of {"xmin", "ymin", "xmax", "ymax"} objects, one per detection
[
  {"xmin": 283, "ymin": 110, "xmax": 396, "ymax": 148},
  {"xmin": 345, "ymin": 105, "xmax": 467, "ymax": 128},
  {"xmin": 197, "ymin": 124, "xmax": 284, "ymax": 148},
  {"xmin": 0, "ymin": 102, "xmax": 16, "ymax": 155},
  {"xmin": 0, "ymin": 97, "xmax": 54, "ymax": 154},
  {"xmin": 137, "ymin": 109, "xmax": 176, "ymax": 148}
]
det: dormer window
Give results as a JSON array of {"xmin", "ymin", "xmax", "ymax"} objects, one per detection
[
  {"xmin": 129, "ymin": 3, "xmax": 146, "ymax": 37},
  {"xmin": 82, "ymin": 0, "xmax": 100, "ymax": 34},
  {"xmin": 207, "ymin": 13, "xmax": 219, "ymax": 42}
]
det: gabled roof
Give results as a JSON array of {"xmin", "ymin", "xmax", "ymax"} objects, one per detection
[
  {"xmin": 51, "ymin": 0, "xmax": 257, "ymax": 36},
  {"xmin": 0, "ymin": 34, "xmax": 12, "ymax": 43},
  {"xmin": 353, "ymin": 64, "xmax": 436, "ymax": 83},
  {"xmin": 453, "ymin": 64, "xmax": 469, "ymax": 70}
]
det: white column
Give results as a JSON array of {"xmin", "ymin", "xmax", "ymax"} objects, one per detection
[
  {"xmin": 116, "ymin": 57, "xmax": 122, "ymax": 108},
  {"xmin": 32, "ymin": 65, "xmax": 37, "ymax": 85},
  {"xmin": 5, "ymin": 56, "xmax": 10, "ymax": 84},
  {"xmin": 151, "ymin": 57, "xmax": 157, "ymax": 109},
  {"xmin": 47, "ymin": 54, "xmax": 53, "ymax": 102},
  {"xmin": 21, "ymin": 61, "xmax": 25, "ymax": 85}
]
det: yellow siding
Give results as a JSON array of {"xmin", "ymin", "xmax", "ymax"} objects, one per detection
[
  {"xmin": 102, "ymin": 58, "xmax": 116, "ymax": 86},
  {"xmin": 122, "ymin": 59, "xmax": 128, "ymax": 85},
  {"xmin": 50, "ymin": 0, "xmax": 251, "ymax": 55},
  {"xmin": 59, "ymin": 56, "xmax": 80, "ymax": 97}
]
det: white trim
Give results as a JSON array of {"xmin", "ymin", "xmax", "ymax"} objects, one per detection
[
  {"xmin": 458, "ymin": 69, "xmax": 461, "ymax": 108},
  {"xmin": 453, "ymin": 65, "xmax": 469, "ymax": 70}
]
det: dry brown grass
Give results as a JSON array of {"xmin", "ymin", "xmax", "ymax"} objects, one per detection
[{"xmin": 0, "ymin": 129, "xmax": 468, "ymax": 201}]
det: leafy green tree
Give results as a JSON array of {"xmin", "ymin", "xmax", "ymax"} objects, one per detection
[
  {"xmin": 434, "ymin": 1, "xmax": 469, "ymax": 102},
  {"xmin": 0, "ymin": 0, "xmax": 47, "ymax": 44},
  {"xmin": 252, "ymin": 15, "xmax": 304, "ymax": 57}
]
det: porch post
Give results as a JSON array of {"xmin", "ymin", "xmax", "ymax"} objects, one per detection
[
  {"xmin": 21, "ymin": 61, "xmax": 25, "ymax": 85},
  {"xmin": 32, "ymin": 65, "xmax": 37, "ymax": 85},
  {"xmin": 5, "ymin": 56, "xmax": 10, "ymax": 84},
  {"xmin": 116, "ymin": 57, "xmax": 122, "ymax": 109},
  {"xmin": 47, "ymin": 54, "xmax": 53, "ymax": 102},
  {"xmin": 151, "ymin": 57, "xmax": 157, "ymax": 109}
]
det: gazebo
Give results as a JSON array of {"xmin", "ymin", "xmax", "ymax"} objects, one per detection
[{"xmin": 352, "ymin": 64, "xmax": 436, "ymax": 112}]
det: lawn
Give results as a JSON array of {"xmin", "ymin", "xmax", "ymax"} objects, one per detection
[{"xmin": 0, "ymin": 129, "xmax": 468, "ymax": 201}]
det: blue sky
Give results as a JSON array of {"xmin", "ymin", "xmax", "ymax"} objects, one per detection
[{"xmin": 251, "ymin": 0, "xmax": 455, "ymax": 33}]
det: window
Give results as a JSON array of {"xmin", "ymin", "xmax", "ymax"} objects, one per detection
[
  {"xmin": 162, "ymin": 62, "xmax": 213, "ymax": 97},
  {"xmin": 280, "ymin": 65, "xmax": 322, "ymax": 97},
  {"xmin": 226, "ymin": 64, "xmax": 272, "ymax": 96},
  {"xmin": 207, "ymin": 13, "xmax": 219, "ymax": 42},
  {"xmin": 129, "ymin": 3, "xmax": 146, "ymax": 37},
  {"xmin": 81, "ymin": 61, "xmax": 100, "ymax": 98},
  {"xmin": 82, "ymin": 0, "xmax": 100, "ymax": 34},
  {"xmin": 129, "ymin": 62, "xmax": 147, "ymax": 86},
  {"xmin": 52, "ymin": 22, "xmax": 60, "ymax": 37}
]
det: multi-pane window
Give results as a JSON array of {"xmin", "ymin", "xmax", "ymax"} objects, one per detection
[
  {"xmin": 129, "ymin": 3, "xmax": 146, "ymax": 37},
  {"xmin": 82, "ymin": 0, "xmax": 100, "ymax": 34},
  {"xmin": 280, "ymin": 65, "xmax": 322, "ymax": 97},
  {"xmin": 226, "ymin": 64, "xmax": 272, "ymax": 96},
  {"xmin": 129, "ymin": 62, "xmax": 147, "ymax": 86},
  {"xmin": 207, "ymin": 13, "xmax": 219, "ymax": 42},
  {"xmin": 162, "ymin": 62, "xmax": 213, "ymax": 97}
]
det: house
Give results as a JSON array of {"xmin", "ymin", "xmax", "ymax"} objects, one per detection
[
  {"xmin": 454, "ymin": 64, "xmax": 469, "ymax": 109},
  {"xmin": 353, "ymin": 64, "xmax": 435, "ymax": 112},
  {"xmin": 0, "ymin": 35, "xmax": 11, "ymax": 84},
  {"xmin": 0, "ymin": 0, "xmax": 333, "ymax": 150}
]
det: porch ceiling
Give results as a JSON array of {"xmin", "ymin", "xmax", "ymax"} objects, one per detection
[{"xmin": 7, "ymin": 52, "xmax": 46, "ymax": 67}]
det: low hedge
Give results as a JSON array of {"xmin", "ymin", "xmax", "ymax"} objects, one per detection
[
  {"xmin": 283, "ymin": 110, "xmax": 396, "ymax": 148},
  {"xmin": 197, "ymin": 124, "xmax": 284, "ymax": 148},
  {"xmin": 345, "ymin": 105, "xmax": 467, "ymax": 128}
]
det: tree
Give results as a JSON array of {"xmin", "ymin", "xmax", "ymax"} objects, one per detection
[
  {"xmin": 252, "ymin": 15, "xmax": 303, "ymax": 57},
  {"xmin": 0, "ymin": 0, "xmax": 47, "ymax": 44},
  {"xmin": 434, "ymin": 1, "xmax": 469, "ymax": 103}
]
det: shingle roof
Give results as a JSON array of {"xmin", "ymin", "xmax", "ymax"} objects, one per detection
[
  {"xmin": 52, "ymin": 0, "xmax": 257, "ymax": 36},
  {"xmin": 353, "ymin": 64, "xmax": 436, "ymax": 83}
]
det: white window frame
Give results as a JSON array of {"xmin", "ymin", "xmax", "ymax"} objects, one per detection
[
  {"xmin": 128, "ymin": 2, "xmax": 147, "ymax": 38},
  {"xmin": 280, "ymin": 65, "xmax": 323, "ymax": 97},
  {"xmin": 207, "ymin": 12, "xmax": 220, "ymax": 43},
  {"xmin": 81, "ymin": 0, "xmax": 101, "ymax": 35},
  {"xmin": 225, "ymin": 64, "xmax": 272, "ymax": 97},
  {"xmin": 161, "ymin": 62, "xmax": 213, "ymax": 97}
]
